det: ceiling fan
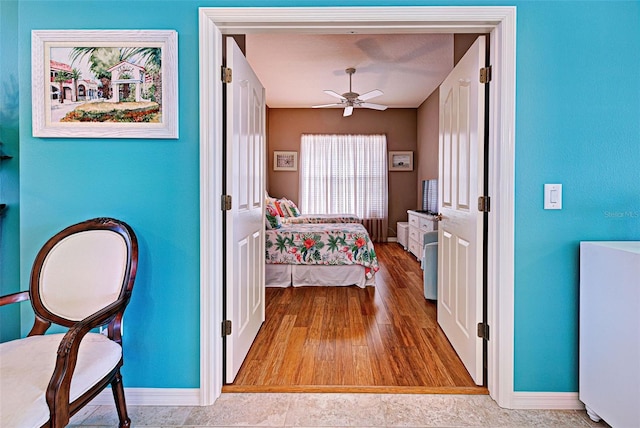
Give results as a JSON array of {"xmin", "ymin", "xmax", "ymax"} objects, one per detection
[{"xmin": 312, "ymin": 67, "xmax": 388, "ymax": 117}]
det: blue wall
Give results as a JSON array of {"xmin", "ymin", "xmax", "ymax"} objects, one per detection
[
  {"xmin": 0, "ymin": 0, "xmax": 21, "ymax": 342},
  {"xmin": 17, "ymin": 0, "xmax": 202, "ymax": 388},
  {"xmin": 9, "ymin": 0, "xmax": 640, "ymax": 392},
  {"xmin": 513, "ymin": 0, "xmax": 640, "ymax": 391}
]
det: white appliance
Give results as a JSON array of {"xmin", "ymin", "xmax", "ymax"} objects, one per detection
[{"xmin": 579, "ymin": 241, "xmax": 640, "ymax": 427}]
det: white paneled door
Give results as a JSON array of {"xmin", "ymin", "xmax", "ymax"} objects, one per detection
[
  {"xmin": 225, "ymin": 38, "xmax": 266, "ymax": 382},
  {"xmin": 437, "ymin": 36, "xmax": 487, "ymax": 385}
]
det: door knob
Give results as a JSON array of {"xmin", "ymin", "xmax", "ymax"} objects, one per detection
[{"xmin": 433, "ymin": 213, "xmax": 444, "ymax": 222}]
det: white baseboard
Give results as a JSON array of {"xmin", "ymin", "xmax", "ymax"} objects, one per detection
[
  {"xmin": 91, "ymin": 389, "xmax": 583, "ymax": 410},
  {"xmin": 509, "ymin": 392, "xmax": 584, "ymax": 410},
  {"xmin": 91, "ymin": 388, "xmax": 201, "ymax": 406},
  {"xmin": 387, "ymin": 237, "xmax": 397, "ymax": 243}
]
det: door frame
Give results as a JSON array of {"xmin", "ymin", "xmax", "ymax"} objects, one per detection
[{"xmin": 199, "ymin": 6, "xmax": 516, "ymax": 408}]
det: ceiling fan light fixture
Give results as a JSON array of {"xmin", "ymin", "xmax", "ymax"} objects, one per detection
[
  {"xmin": 343, "ymin": 105, "xmax": 354, "ymax": 117},
  {"xmin": 312, "ymin": 67, "xmax": 386, "ymax": 116}
]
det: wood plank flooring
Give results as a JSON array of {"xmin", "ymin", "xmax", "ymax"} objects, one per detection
[{"xmin": 224, "ymin": 243, "xmax": 487, "ymax": 394}]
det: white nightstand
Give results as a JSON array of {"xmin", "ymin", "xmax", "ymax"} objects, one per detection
[{"xmin": 397, "ymin": 222, "xmax": 409, "ymax": 250}]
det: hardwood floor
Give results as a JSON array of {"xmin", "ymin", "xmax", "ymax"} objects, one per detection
[{"xmin": 224, "ymin": 243, "xmax": 487, "ymax": 394}]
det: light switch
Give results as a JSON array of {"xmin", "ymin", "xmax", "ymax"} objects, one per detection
[{"xmin": 544, "ymin": 184, "xmax": 562, "ymax": 210}]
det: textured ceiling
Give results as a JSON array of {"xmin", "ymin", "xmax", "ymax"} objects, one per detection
[{"xmin": 245, "ymin": 33, "xmax": 454, "ymax": 109}]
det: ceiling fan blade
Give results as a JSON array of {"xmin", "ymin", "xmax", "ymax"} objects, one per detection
[
  {"xmin": 312, "ymin": 103, "xmax": 343, "ymax": 108},
  {"xmin": 324, "ymin": 90, "xmax": 346, "ymax": 100},
  {"xmin": 358, "ymin": 89, "xmax": 383, "ymax": 101},
  {"xmin": 343, "ymin": 105, "xmax": 354, "ymax": 117},
  {"xmin": 361, "ymin": 102, "xmax": 388, "ymax": 111}
]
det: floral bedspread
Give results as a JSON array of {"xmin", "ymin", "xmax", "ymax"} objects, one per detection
[
  {"xmin": 265, "ymin": 223, "xmax": 379, "ymax": 279},
  {"xmin": 282, "ymin": 214, "xmax": 361, "ymax": 225}
]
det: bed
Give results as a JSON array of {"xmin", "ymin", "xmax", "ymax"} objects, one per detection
[
  {"xmin": 267, "ymin": 195, "xmax": 360, "ymax": 225},
  {"xmin": 281, "ymin": 213, "xmax": 361, "ymax": 225},
  {"xmin": 265, "ymin": 222, "xmax": 379, "ymax": 288}
]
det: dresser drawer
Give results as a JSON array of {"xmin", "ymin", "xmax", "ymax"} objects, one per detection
[
  {"xmin": 409, "ymin": 227, "xmax": 421, "ymax": 243},
  {"xmin": 408, "ymin": 239, "xmax": 422, "ymax": 259},
  {"xmin": 419, "ymin": 217, "xmax": 434, "ymax": 232},
  {"xmin": 408, "ymin": 215, "xmax": 419, "ymax": 228}
]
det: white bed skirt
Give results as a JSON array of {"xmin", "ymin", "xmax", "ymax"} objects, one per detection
[{"xmin": 265, "ymin": 264, "xmax": 375, "ymax": 288}]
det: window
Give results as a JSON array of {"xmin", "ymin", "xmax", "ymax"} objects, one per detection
[{"xmin": 300, "ymin": 134, "xmax": 388, "ymax": 241}]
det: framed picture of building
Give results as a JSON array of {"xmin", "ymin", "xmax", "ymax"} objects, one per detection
[{"xmin": 31, "ymin": 30, "xmax": 178, "ymax": 138}]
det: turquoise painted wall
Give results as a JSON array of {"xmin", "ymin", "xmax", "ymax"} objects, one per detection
[
  {"xmin": 17, "ymin": 0, "xmax": 202, "ymax": 388},
  {"xmin": 11, "ymin": 0, "xmax": 640, "ymax": 392},
  {"xmin": 513, "ymin": 0, "xmax": 640, "ymax": 391},
  {"xmin": 0, "ymin": 0, "xmax": 21, "ymax": 342}
]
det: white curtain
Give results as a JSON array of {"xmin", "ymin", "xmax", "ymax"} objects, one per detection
[{"xmin": 299, "ymin": 134, "xmax": 388, "ymax": 242}]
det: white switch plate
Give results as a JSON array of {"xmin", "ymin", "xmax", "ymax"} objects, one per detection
[{"xmin": 544, "ymin": 184, "xmax": 562, "ymax": 209}]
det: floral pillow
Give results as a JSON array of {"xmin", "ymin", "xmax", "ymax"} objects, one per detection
[
  {"xmin": 265, "ymin": 194, "xmax": 301, "ymax": 220},
  {"xmin": 274, "ymin": 200, "xmax": 291, "ymax": 218},
  {"xmin": 265, "ymin": 205, "xmax": 282, "ymax": 229},
  {"xmin": 286, "ymin": 199, "xmax": 302, "ymax": 217},
  {"xmin": 265, "ymin": 197, "xmax": 277, "ymax": 213}
]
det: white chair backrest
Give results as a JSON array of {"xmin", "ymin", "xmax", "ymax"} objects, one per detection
[{"xmin": 39, "ymin": 230, "xmax": 128, "ymax": 321}]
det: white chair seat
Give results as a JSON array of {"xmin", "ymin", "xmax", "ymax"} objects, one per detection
[{"xmin": 0, "ymin": 332, "xmax": 122, "ymax": 428}]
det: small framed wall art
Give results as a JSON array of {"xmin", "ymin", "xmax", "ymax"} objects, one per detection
[
  {"xmin": 31, "ymin": 29, "xmax": 178, "ymax": 138},
  {"xmin": 389, "ymin": 151, "xmax": 413, "ymax": 171},
  {"xmin": 273, "ymin": 151, "xmax": 298, "ymax": 171}
]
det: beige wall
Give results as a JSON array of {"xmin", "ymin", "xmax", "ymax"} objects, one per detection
[
  {"xmin": 267, "ymin": 108, "xmax": 417, "ymax": 237},
  {"xmin": 454, "ymin": 34, "xmax": 484, "ymax": 65},
  {"xmin": 416, "ymin": 91, "xmax": 440, "ymax": 207}
]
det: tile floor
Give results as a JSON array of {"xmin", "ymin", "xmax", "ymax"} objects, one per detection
[{"xmin": 68, "ymin": 393, "xmax": 611, "ymax": 427}]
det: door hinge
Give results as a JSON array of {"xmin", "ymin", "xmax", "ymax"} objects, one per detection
[
  {"xmin": 477, "ymin": 322, "xmax": 490, "ymax": 340},
  {"xmin": 222, "ymin": 320, "xmax": 232, "ymax": 336},
  {"xmin": 221, "ymin": 194, "xmax": 232, "ymax": 211},
  {"xmin": 221, "ymin": 66, "xmax": 232, "ymax": 83},
  {"xmin": 480, "ymin": 66, "xmax": 492, "ymax": 84},
  {"xmin": 478, "ymin": 196, "xmax": 491, "ymax": 212}
]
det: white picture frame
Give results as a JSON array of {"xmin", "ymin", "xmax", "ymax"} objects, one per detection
[
  {"xmin": 389, "ymin": 151, "xmax": 414, "ymax": 171},
  {"xmin": 31, "ymin": 30, "xmax": 178, "ymax": 139},
  {"xmin": 273, "ymin": 151, "xmax": 297, "ymax": 171}
]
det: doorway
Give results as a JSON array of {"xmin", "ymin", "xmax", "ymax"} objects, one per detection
[{"xmin": 199, "ymin": 6, "xmax": 516, "ymax": 408}]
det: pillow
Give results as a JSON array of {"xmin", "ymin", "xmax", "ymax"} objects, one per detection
[
  {"xmin": 286, "ymin": 199, "xmax": 301, "ymax": 217},
  {"xmin": 274, "ymin": 200, "xmax": 289, "ymax": 218},
  {"xmin": 265, "ymin": 205, "xmax": 282, "ymax": 229},
  {"xmin": 265, "ymin": 197, "xmax": 277, "ymax": 213},
  {"xmin": 283, "ymin": 199, "xmax": 296, "ymax": 217}
]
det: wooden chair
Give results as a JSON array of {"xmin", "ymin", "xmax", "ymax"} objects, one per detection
[{"xmin": 0, "ymin": 217, "xmax": 138, "ymax": 428}]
